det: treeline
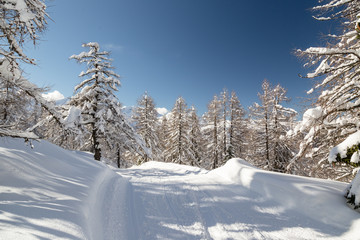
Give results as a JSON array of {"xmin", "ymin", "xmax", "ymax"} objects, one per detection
[{"xmin": 1, "ymin": 0, "xmax": 360, "ymax": 191}]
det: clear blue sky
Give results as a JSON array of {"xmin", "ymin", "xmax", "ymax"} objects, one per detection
[{"xmin": 24, "ymin": 0, "xmax": 334, "ymax": 115}]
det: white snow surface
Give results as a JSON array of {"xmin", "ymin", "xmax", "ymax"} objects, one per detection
[{"xmin": 0, "ymin": 138, "xmax": 359, "ymax": 239}]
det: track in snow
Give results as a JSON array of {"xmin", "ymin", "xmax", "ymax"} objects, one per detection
[{"xmin": 116, "ymin": 161, "xmax": 353, "ymax": 240}]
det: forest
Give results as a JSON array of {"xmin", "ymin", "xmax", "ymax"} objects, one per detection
[{"xmin": 0, "ymin": 0, "xmax": 359, "ymax": 209}]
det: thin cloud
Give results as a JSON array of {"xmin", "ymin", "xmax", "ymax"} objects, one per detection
[
  {"xmin": 103, "ymin": 43, "xmax": 124, "ymax": 52},
  {"xmin": 42, "ymin": 90, "xmax": 65, "ymax": 102}
]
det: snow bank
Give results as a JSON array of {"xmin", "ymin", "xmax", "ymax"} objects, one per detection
[
  {"xmin": 135, "ymin": 161, "xmax": 207, "ymax": 175},
  {"xmin": 211, "ymin": 158, "xmax": 359, "ymax": 231},
  {"xmin": 0, "ymin": 137, "xmax": 134, "ymax": 239}
]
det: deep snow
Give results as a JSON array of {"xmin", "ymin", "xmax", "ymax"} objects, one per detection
[{"xmin": 0, "ymin": 137, "xmax": 359, "ymax": 239}]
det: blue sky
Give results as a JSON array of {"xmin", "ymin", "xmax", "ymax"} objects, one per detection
[{"xmin": 24, "ymin": 0, "xmax": 334, "ymax": 115}]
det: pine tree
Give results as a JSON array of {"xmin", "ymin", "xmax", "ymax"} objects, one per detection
[{"xmin": 132, "ymin": 92, "xmax": 160, "ymax": 164}]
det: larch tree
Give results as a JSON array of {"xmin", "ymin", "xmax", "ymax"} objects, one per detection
[
  {"xmin": 289, "ymin": 0, "xmax": 360, "ymax": 181},
  {"xmin": 271, "ymin": 84, "xmax": 297, "ymax": 172},
  {"xmin": 69, "ymin": 42, "xmax": 147, "ymax": 162},
  {"xmin": 164, "ymin": 97, "xmax": 193, "ymax": 165},
  {"xmin": 203, "ymin": 95, "xmax": 221, "ymax": 169},
  {"xmin": 219, "ymin": 89, "xmax": 229, "ymax": 163},
  {"xmin": 249, "ymin": 79, "xmax": 273, "ymax": 169},
  {"xmin": 158, "ymin": 115, "xmax": 169, "ymax": 161},
  {"xmin": 132, "ymin": 92, "xmax": 160, "ymax": 164},
  {"xmin": 188, "ymin": 106, "xmax": 204, "ymax": 167},
  {"xmin": 227, "ymin": 91, "xmax": 246, "ymax": 160},
  {"xmin": 249, "ymin": 80, "xmax": 295, "ymax": 172},
  {"xmin": 0, "ymin": 0, "xmax": 65, "ymax": 138}
]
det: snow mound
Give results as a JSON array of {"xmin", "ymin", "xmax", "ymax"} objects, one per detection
[
  {"xmin": 0, "ymin": 137, "xmax": 135, "ymax": 240},
  {"xmin": 135, "ymin": 161, "xmax": 207, "ymax": 175},
  {"xmin": 211, "ymin": 158, "xmax": 359, "ymax": 230}
]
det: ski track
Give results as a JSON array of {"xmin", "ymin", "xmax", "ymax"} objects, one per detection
[{"xmin": 116, "ymin": 163, "xmax": 358, "ymax": 240}]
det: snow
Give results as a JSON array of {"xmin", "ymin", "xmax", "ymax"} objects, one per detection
[
  {"xmin": 347, "ymin": 171, "xmax": 360, "ymax": 205},
  {"xmin": 42, "ymin": 90, "xmax": 65, "ymax": 102},
  {"xmin": 1, "ymin": 138, "xmax": 360, "ymax": 239},
  {"xmin": 295, "ymin": 106, "xmax": 323, "ymax": 133},
  {"xmin": 329, "ymin": 130, "xmax": 360, "ymax": 163}
]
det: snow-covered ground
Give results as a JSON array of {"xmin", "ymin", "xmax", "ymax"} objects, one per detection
[{"xmin": 0, "ymin": 137, "xmax": 359, "ymax": 239}]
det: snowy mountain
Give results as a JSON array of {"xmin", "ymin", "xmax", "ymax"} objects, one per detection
[{"xmin": 0, "ymin": 137, "xmax": 359, "ymax": 239}]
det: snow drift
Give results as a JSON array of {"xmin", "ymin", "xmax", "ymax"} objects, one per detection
[
  {"xmin": 0, "ymin": 137, "xmax": 135, "ymax": 240},
  {"xmin": 211, "ymin": 159, "xmax": 360, "ymax": 232}
]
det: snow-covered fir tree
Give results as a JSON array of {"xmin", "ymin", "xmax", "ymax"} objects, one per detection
[
  {"xmin": 132, "ymin": 92, "xmax": 161, "ymax": 164},
  {"xmin": 164, "ymin": 97, "xmax": 194, "ymax": 165},
  {"xmin": 290, "ymin": 0, "xmax": 360, "ymax": 181},
  {"xmin": 203, "ymin": 95, "xmax": 222, "ymax": 169},
  {"xmin": 69, "ymin": 42, "xmax": 147, "ymax": 162}
]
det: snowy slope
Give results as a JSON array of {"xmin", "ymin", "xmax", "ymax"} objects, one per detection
[
  {"xmin": 1, "ymin": 138, "xmax": 359, "ymax": 239},
  {"xmin": 118, "ymin": 160, "xmax": 360, "ymax": 240},
  {"xmin": 0, "ymin": 137, "xmax": 135, "ymax": 240}
]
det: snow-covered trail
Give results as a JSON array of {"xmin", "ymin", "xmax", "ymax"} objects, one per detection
[
  {"xmin": 117, "ymin": 161, "xmax": 360, "ymax": 240},
  {"xmin": 1, "ymin": 138, "xmax": 359, "ymax": 239}
]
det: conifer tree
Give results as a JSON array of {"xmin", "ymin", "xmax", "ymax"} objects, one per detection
[
  {"xmin": 227, "ymin": 91, "xmax": 246, "ymax": 159},
  {"xmin": 164, "ymin": 97, "xmax": 193, "ymax": 165},
  {"xmin": 249, "ymin": 80, "xmax": 273, "ymax": 168},
  {"xmin": 290, "ymin": 0, "xmax": 360, "ymax": 180},
  {"xmin": 271, "ymin": 84, "xmax": 297, "ymax": 172},
  {"xmin": 250, "ymin": 80, "xmax": 296, "ymax": 172},
  {"xmin": 219, "ymin": 89, "xmax": 229, "ymax": 163},
  {"xmin": 203, "ymin": 95, "xmax": 222, "ymax": 169},
  {"xmin": 69, "ymin": 42, "xmax": 147, "ymax": 162},
  {"xmin": 158, "ymin": 115, "xmax": 169, "ymax": 161},
  {"xmin": 0, "ymin": 0, "xmax": 66, "ymax": 138},
  {"xmin": 132, "ymin": 92, "xmax": 160, "ymax": 163},
  {"xmin": 188, "ymin": 106, "xmax": 204, "ymax": 167}
]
